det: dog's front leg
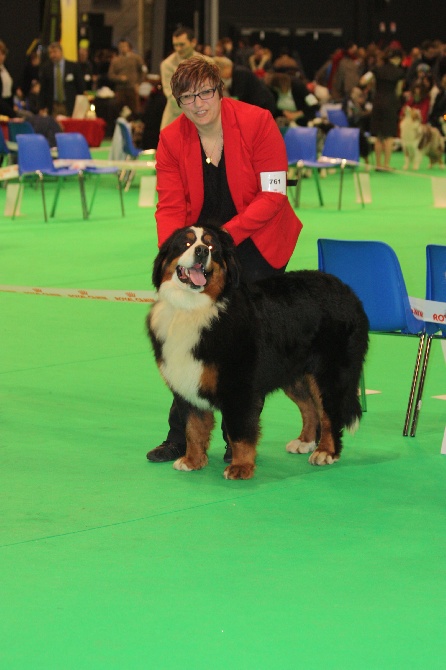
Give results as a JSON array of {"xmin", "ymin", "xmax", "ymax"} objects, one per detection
[
  {"xmin": 224, "ymin": 439, "xmax": 257, "ymax": 480},
  {"xmin": 173, "ymin": 409, "xmax": 215, "ymax": 472},
  {"xmin": 222, "ymin": 403, "xmax": 261, "ymax": 480}
]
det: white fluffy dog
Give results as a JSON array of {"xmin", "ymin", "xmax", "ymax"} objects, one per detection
[{"xmin": 400, "ymin": 106, "xmax": 445, "ymax": 170}]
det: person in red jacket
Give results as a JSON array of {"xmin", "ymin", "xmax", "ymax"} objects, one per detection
[{"xmin": 147, "ymin": 56, "xmax": 303, "ymax": 464}]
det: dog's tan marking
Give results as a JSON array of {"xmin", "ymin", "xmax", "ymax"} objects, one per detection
[
  {"xmin": 203, "ymin": 262, "xmax": 227, "ymax": 301},
  {"xmin": 285, "ymin": 384, "xmax": 319, "ymax": 453},
  {"xmin": 200, "ymin": 364, "xmax": 218, "ymax": 395},
  {"xmin": 303, "ymin": 375, "xmax": 339, "ymax": 466},
  {"xmin": 160, "ymin": 258, "xmax": 178, "ymax": 284},
  {"xmin": 174, "ymin": 410, "xmax": 215, "ymax": 472},
  {"xmin": 223, "ymin": 440, "xmax": 256, "ymax": 480}
]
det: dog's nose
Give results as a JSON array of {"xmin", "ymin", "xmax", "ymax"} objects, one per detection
[{"xmin": 195, "ymin": 245, "xmax": 209, "ymax": 260}]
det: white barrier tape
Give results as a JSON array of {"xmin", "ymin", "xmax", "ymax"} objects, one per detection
[
  {"xmin": 0, "ymin": 159, "xmax": 156, "ymax": 182},
  {"xmin": 0, "ymin": 285, "xmax": 157, "ymax": 304},
  {"xmin": 54, "ymin": 159, "xmax": 156, "ymax": 171},
  {"xmin": 409, "ymin": 296, "xmax": 446, "ymax": 324},
  {"xmin": 0, "ymin": 287, "xmax": 443, "ymax": 320}
]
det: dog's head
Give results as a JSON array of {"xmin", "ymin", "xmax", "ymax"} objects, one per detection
[{"xmin": 152, "ymin": 225, "xmax": 240, "ymax": 308}]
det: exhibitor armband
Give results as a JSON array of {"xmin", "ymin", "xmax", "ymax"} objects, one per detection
[{"xmin": 260, "ymin": 171, "xmax": 287, "ymax": 195}]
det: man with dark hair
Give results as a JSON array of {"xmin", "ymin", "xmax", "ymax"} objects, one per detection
[
  {"xmin": 38, "ymin": 42, "xmax": 85, "ymax": 117},
  {"xmin": 159, "ymin": 27, "xmax": 201, "ymax": 129}
]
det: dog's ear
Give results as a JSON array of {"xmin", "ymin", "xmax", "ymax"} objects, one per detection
[
  {"xmin": 152, "ymin": 233, "xmax": 176, "ymax": 289},
  {"xmin": 152, "ymin": 249, "xmax": 167, "ymax": 290},
  {"xmin": 218, "ymin": 228, "xmax": 241, "ymax": 289}
]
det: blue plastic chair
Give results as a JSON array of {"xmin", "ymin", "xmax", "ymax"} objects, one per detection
[
  {"xmin": 117, "ymin": 119, "xmax": 155, "ymax": 191},
  {"xmin": 56, "ymin": 132, "xmax": 124, "ymax": 216},
  {"xmin": 13, "ymin": 134, "xmax": 88, "ymax": 221},
  {"xmin": 284, "ymin": 126, "xmax": 323, "ymax": 207},
  {"xmin": 7, "ymin": 120, "xmax": 35, "ymax": 142},
  {"xmin": 317, "ymin": 239, "xmax": 426, "ymax": 431},
  {"xmin": 293, "ymin": 127, "xmax": 364, "ymax": 210},
  {"xmin": 326, "ymin": 108, "xmax": 349, "ymax": 127},
  {"xmin": 409, "ymin": 244, "xmax": 446, "ymax": 436}
]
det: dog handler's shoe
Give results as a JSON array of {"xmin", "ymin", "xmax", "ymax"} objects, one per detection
[
  {"xmin": 223, "ymin": 444, "xmax": 232, "ymax": 463},
  {"xmin": 147, "ymin": 441, "xmax": 186, "ymax": 462}
]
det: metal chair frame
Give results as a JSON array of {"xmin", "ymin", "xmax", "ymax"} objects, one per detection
[
  {"xmin": 55, "ymin": 132, "xmax": 124, "ymax": 217},
  {"xmin": 13, "ymin": 133, "xmax": 88, "ymax": 222}
]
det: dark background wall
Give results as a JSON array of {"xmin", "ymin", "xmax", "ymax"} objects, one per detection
[
  {"xmin": 0, "ymin": 0, "xmax": 43, "ymax": 88},
  {"xmin": 1, "ymin": 0, "xmax": 446, "ymax": 88}
]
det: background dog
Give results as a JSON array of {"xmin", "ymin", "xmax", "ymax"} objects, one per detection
[
  {"xmin": 147, "ymin": 225, "xmax": 369, "ymax": 480},
  {"xmin": 400, "ymin": 106, "xmax": 445, "ymax": 170}
]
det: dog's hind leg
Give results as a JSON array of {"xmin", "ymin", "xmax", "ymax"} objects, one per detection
[
  {"xmin": 173, "ymin": 409, "xmax": 215, "ymax": 472},
  {"xmin": 284, "ymin": 378, "xmax": 319, "ymax": 455},
  {"xmin": 293, "ymin": 374, "xmax": 341, "ymax": 466},
  {"xmin": 307, "ymin": 375, "xmax": 341, "ymax": 465}
]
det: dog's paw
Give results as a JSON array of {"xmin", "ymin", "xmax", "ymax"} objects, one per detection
[
  {"xmin": 173, "ymin": 455, "xmax": 207, "ymax": 471},
  {"xmin": 308, "ymin": 449, "xmax": 340, "ymax": 466},
  {"xmin": 286, "ymin": 438, "xmax": 317, "ymax": 454},
  {"xmin": 223, "ymin": 464, "xmax": 255, "ymax": 480}
]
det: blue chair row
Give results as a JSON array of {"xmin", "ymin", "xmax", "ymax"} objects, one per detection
[
  {"xmin": 12, "ymin": 133, "xmax": 88, "ymax": 221},
  {"xmin": 285, "ymin": 126, "xmax": 364, "ymax": 210},
  {"xmin": 55, "ymin": 132, "xmax": 124, "ymax": 217},
  {"xmin": 317, "ymin": 239, "xmax": 445, "ymax": 436},
  {"xmin": 11, "ymin": 132, "xmax": 125, "ymax": 221}
]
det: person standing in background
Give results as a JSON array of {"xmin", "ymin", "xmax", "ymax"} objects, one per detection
[
  {"xmin": 108, "ymin": 39, "xmax": 144, "ymax": 115},
  {"xmin": 0, "ymin": 40, "xmax": 15, "ymax": 116},
  {"xmin": 38, "ymin": 42, "xmax": 85, "ymax": 117},
  {"xmin": 159, "ymin": 27, "xmax": 201, "ymax": 129}
]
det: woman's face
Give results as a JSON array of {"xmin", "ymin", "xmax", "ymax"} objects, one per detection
[{"xmin": 179, "ymin": 79, "xmax": 222, "ymax": 130}]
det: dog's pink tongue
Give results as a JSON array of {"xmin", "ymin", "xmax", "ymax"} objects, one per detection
[{"xmin": 189, "ymin": 265, "xmax": 206, "ymax": 286}]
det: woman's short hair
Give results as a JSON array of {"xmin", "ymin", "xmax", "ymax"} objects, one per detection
[
  {"xmin": 171, "ymin": 56, "xmax": 224, "ymax": 103},
  {"xmin": 0, "ymin": 40, "xmax": 9, "ymax": 56}
]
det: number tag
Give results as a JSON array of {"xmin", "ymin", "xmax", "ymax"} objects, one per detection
[{"xmin": 260, "ymin": 171, "xmax": 287, "ymax": 195}]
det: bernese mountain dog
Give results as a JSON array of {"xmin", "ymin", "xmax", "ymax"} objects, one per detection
[{"xmin": 147, "ymin": 225, "xmax": 369, "ymax": 480}]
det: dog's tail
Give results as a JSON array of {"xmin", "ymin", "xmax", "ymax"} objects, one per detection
[{"xmin": 338, "ymin": 308, "xmax": 369, "ymax": 432}]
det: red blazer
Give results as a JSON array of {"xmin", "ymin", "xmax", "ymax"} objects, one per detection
[{"xmin": 155, "ymin": 97, "xmax": 302, "ymax": 268}]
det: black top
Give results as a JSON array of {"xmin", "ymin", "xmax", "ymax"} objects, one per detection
[
  {"xmin": 196, "ymin": 145, "xmax": 237, "ymax": 226},
  {"xmin": 196, "ymin": 143, "xmax": 284, "ymax": 282}
]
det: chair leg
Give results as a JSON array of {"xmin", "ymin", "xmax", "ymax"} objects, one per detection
[
  {"xmin": 11, "ymin": 180, "xmax": 23, "ymax": 220},
  {"xmin": 403, "ymin": 334, "xmax": 426, "ymax": 436},
  {"xmin": 355, "ymin": 169, "xmax": 365, "ymax": 208},
  {"xmin": 359, "ymin": 369, "xmax": 367, "ymax": 412},
  {"xmin": 88, "ymin": 175, "xmax": 100, "ymax": 215},
  {"xmin": 409, "ymin": 335, "xmax": 433, "ymax": 437},
  {"xmin": 295, "ymin": 165, "xmax": 303, "ymax": 207},
  {"xmin": 50, "ymin": 179, "xmax": 63, "ymax": 218},
  {"xmin": 338, "ymin": 160, "xmax": 346, "ymax": 210},
  {"xmin": 124, "ymin": 170, "xmax": 136, "ymax": 192},
  {"xmin": 78, "ymin": 172, "xmax": 88, "ymax": 220},
  {"xmin": 117, "ymin": 174, "xmax": 125, "ymax": 216},
  {"xmin": 313, "ymin": 169, "xmax": 324, "ymax": 206}
]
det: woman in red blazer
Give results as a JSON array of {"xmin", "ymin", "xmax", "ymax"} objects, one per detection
[{"xmin": 148, "ymin": 57, "xmax": 303, "ymax": 463}]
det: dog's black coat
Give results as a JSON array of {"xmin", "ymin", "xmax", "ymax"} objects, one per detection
[{"xmin": 148, "ymin": 225, "xmax": 369, "ymax": 479}]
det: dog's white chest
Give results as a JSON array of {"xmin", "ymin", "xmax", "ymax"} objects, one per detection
[{"xmin": 150, "ymin": 299, "xmax": 219, "ymax": 409}]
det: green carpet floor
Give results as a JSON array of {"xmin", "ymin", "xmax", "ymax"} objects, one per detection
[{"xmin": 1, "ymin": 151, "xmax": 445, "ymax": 669}]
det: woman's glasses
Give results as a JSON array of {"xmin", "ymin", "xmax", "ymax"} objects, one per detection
[{"xmin": 177, "ymin": 87, "xmax": 217, "ymax": 106}]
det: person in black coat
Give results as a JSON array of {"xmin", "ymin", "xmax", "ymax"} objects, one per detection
[
  {"xmin": 38, "ymin": 42, "xmax": 85, "ymax": 116},
  {"xmin": 213, "ymin": 56, "xmax": 276, "ymax": 115}
]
